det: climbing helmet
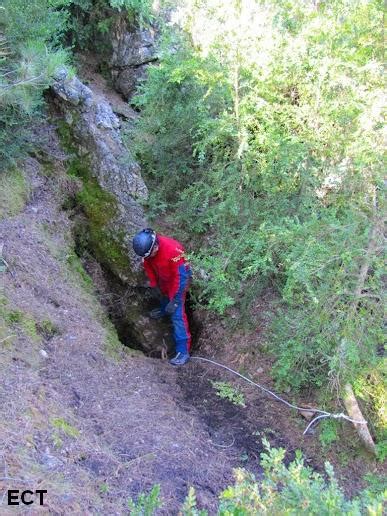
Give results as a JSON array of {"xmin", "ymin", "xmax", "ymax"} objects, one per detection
[{"xmin": 132, "ymin": 228, "xmax": 157, "ymax": 257}]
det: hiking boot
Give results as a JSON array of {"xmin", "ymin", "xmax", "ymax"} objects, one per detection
[{"xmin": 169, "ymin": 352, "xmax": 190, "ymax": 366}]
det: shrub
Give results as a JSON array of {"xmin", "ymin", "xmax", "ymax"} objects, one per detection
[
  {"xmin": 130, "ymin": 1, "xmax": 385, "ymax": 427},
  {"xmin": 0, "ymin": 0, "xmax": 69, "ymax": 170}
]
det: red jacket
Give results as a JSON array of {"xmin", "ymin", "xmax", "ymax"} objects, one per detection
[{"xmin": 143, "ymin": 235, "xmax": 189, "ymax": 300}]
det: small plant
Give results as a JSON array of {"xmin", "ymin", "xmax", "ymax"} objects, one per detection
[
  {"xmin": 181, "ymin": 487, "xmax": 207, "ymax": 516},
  {"xmin": 318, "ymin": 419, "xmax": 339, "ymax": 449},
  {"xmin": 52, "ymin": 435, "xmax": 63, "ymax": 448},
  {"xmin": 211, "ymin": 381, "xmax": 246, "ymax": 407},
  {"xmin": 51, "ymin": 417, "xmax": 80, "ymax": 438},
  {"xmin": 51, "ymin": 417, "xmax": 79, "ymax": 449},
  {"xmin": 5, "ymin": 309, "xmax": 39, "ymax": 341},
  {"xmin": 20, "ymin": 316, "xmax": 39, "ymax": 341},
  {"xmin": 99, "ymin": 482, "xmax": 109, "ymax": 495},
  {"xmin": 36, "ymin": 319, "xmax": 60, "ymax": 340},
  {"xmin": 127, "ymin": 484, "xmax": 162, "ymax": 516},
  {"xmin": 375, "ymin": 441, "xmax": 387, "ymax": 463}
]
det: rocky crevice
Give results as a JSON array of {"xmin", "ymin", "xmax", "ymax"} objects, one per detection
[
  {"xmin": 110, "ymin": 14, "xmax": 158, "ymax": 99},
  {"xmin": 49, "ymin": 68, "xmax": 172, "ymax": 354}
]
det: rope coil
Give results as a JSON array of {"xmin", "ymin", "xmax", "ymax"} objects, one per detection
[{"xmin": 191, "ymin": 356, "xmax": 367, "ymax": 435}]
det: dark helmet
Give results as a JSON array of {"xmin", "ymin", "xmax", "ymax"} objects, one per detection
[{"xmin": 132, "ymin": 228, "xmax": 157, "ymax": 257}]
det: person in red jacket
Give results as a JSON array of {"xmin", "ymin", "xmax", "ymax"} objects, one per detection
[{"xmin": 132, "ymin": 228, "xmax": 192, "ymax": 365}]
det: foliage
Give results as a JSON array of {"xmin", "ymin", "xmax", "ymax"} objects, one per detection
[
  {"xmin": 99, "ymin": 482, "xmax": 109, "ymax": 494},
  {"xmin": 51, "ymin": 417, "xmax": 80, "ymax": 438},
  {"xmin": 216, "ymin": 440, "xmax": 385, "ymax": 515},
  {"xmin": 0, "ymin": 0, "xmax": 70, "ymax": 170},
  {"xmin": 363, "ymin": 473, "xmax": 387, "ymax": 497},
  {"xmin": 36, "ymin": 319, "xmax": 60, "ymax": 340},
  {"xmin": 136, "ymin": 442, "xmax": 385, "ymax": 514},
  {"xmin": 64, "ymin": 0, "xmax": 154, "ymax": 52},
  {"xmin": 127, "ymin": 484, "xmax": 162, "ymax": 516},
  {"xmin": 211, "ymin": 381, "xmax": 246, "ymax": 407},
  {"xmin": 51, "ymin": 417, "xmax": 79, "ymax": 448},
  {"xmin": 2, "ymin": 303, "xmax": 40, "ymax": 342},
  {"xmin": 318, "ymin": 419, "xmax": 339, "ymax": 449},
  {"xmin": 131, "ymin": 0, "xmax": 385, "ymax": 430},
  {"xmin": 181, "ymin": 487, "xmax": 207, "ymax": 516},
  {"xmin": 109, "ymin": 0, "xmax": 153, "ymax": 24},
  {"xmin": 0, "ymin": 168, "xmax": 28, "ymax": 219}
]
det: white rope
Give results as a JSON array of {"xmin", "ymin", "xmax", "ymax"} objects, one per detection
[{"xmin": 190, "ymin": 356, "xmax": 367, "ymax": 435}]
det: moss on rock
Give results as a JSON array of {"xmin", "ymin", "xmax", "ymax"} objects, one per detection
[
  {"xmin": 76, "ymin": 173, "xmax": 132, "ymax": 279},
  {"xmin": 61, "ymin": 150, "xmax": 133, "ymax": 280}
]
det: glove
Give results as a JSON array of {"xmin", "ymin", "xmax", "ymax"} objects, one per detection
[
  {"xmin": 149, "ymin": 308, "xmax": 164, "ymax": 320},
  {"xmin": 152, "ymin": 286, "xmax": 162, "ymax": 299},
  {"xmin": 165, "ymin": 299, "xmax": 179, "ymax": 315}
]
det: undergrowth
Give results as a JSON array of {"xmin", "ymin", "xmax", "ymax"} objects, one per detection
[
  {"xmin": 131, "ymin": 440, "xmax": 386, "ymax": 515},
  {"xmin": 131, "ymin": 0, "xmax": 385, "ymax": 448}
]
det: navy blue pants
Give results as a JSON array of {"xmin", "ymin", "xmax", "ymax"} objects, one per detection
[{"xmin": 160, "ymin": 265, "xmax": 192, "ymax": 354}]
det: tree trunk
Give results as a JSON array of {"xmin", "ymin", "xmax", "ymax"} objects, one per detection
[
  {"xmin": 343, "ymin": 383, "xmax": 376, "ymax": 455},
  {"xmin": 340, "ymin": 194, "xmax": 381, "ymax": 455}
]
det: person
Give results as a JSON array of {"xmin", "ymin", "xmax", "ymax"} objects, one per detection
[{"xmin": 132, "ymin": 228, "xmax": 192, "ymax": 366}]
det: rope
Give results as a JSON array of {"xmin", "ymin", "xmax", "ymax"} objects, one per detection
[{"xmin": 190, "ymin": 356, "xmax": 367, "ymax": 435}]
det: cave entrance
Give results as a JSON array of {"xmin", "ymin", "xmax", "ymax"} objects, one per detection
[{"xmin": 74, "ymin": 241, "xmax": 201, "ymax": 358}]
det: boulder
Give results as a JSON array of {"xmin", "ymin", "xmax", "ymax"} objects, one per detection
[
  {"xmin": 110, "ymin": 16, "xmax": 157, "ymax": 99},
  {"xmin": 52, "ymin": 68, "xmax": 146, "ymax": 279}
]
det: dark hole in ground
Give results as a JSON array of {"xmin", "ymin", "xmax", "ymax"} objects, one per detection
[
  {"xmin": 93, "ymin": 269, "xmax": 202, "ymax": 357},
  {"xmin": 110, "ymin": 286, "xmax": 202, "ymax": 357},
  {"xmin": 67, "ymin": 208, "xmax": 201, "ymax": 356}
]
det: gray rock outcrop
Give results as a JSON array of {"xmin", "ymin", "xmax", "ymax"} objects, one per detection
[
  {"xmin": 51, "ymin": 69, "xmax": 171, "ymax": 354},
  {"xmin": 52, "ymin": 68, "xmax": 147, "ymax": 278},
  {"xmin": 110, "ymin": 16, "xmax": 157, "ymax": 99}
]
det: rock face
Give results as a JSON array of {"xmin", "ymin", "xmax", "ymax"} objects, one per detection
[
  {"xmin": 110, "ymin": 16, "xmax": 157, "ymax": 99},
  {"xmin": 53, "ymin": 66, "xmax": 148, "ymax": 237},
  {"xmin": 52, "ymin": 68, "xmax": 146, "ymax": 278},
  {"xmin": 51, "ymin": 68, "xmax": 171, "ymax": 353}
]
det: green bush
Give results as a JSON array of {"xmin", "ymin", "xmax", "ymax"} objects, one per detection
[
  {"xmin": 216, "ymin": 440, "xmax": 385, "ymax": 515},
  {"xmin": 127, "ymin": 484, "xmax": 162, "ymax": 516},
  {"xmin": 0, "ymin": 0, "xmax": 69, "ymax": 170},
  {"xmin": 131, "ymin": 0, "xmax": 385, "ymax": 425},
  {"xmin": 142, "ymin": 442, "xmax": 386, "ymax": 514},
  {"xmin": 64, "ymin": 0, "xmax": 154, "ymax": 52}
]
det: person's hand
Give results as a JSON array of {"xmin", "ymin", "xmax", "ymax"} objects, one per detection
[
  {"xmin": 149, "ymin": 308, "xmax": 164, "ymax": 319},
  {"xmin": 165, "ymin": 299, "xmax": 178, "ymax": 314},
  {"xmin": 152, "ymin": 286, "xmax": 162, "ymax": 299}
]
